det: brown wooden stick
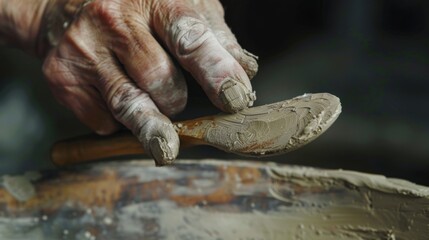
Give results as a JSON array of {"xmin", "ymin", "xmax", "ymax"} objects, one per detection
[{"xmin": 51, "ymin": 131, "xmax": 144, "ymax": 166}]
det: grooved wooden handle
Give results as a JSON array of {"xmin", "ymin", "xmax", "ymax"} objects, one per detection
[{"xmin": 51, "ymin": 131, "xmax": 144, "ymax": 166}]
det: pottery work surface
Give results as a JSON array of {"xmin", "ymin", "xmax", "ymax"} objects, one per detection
[{"xmin": 0, "ymin": 160, "xmax": 428, "ymax": 240}]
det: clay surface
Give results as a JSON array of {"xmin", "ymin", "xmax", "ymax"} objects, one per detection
[
  {"xmin": 177, "ymin": 93, "xmax": 341, "ymax": 156},
  {"xmin": 0, "ymin": 159, "xmax": 428, "ymax": 239},
  {"xmin": 1, "ymin": 175, "xmax": 35, "ymax": 202}
]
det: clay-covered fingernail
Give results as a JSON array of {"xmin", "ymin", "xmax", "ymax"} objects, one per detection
[
  {"xmin": 149, "ymin": 137, "xmax": 175, "ymax": 166},
  {"xmin": 242, "ymin": 49, "xmax": 259, "ymax": 79},
  {"xmin": 219, "ymin": 78, "xmax": 256, "ymax": 112}
]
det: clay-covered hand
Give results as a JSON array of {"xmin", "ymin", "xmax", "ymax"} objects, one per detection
[{"xmin": 1, "ymin": 0, "xmax": 258, "ymax": 165}]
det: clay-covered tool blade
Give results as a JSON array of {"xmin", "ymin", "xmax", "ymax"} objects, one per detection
[{"xmin": 176, "ymin": 92, "xmax": 341, "ymax": 157}]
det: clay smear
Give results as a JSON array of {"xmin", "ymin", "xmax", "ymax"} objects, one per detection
[
  {"xmin": 177, "ymin": 93, "xmax": 341, "ymax": 156},
  {"xmin": 268, "ymin": 165, "xmax": 429, "ymax": 239},
  {"xmin": 1, "ymin": 175, "xmax": 37, "ymax": 202}
]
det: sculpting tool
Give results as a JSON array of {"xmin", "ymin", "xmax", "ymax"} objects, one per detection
[{"xmin": 51, "ymin": 93, "xmax": 341, "ymax": 166}]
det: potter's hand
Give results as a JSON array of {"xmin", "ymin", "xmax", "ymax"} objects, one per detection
[{"xmin": 0, "ymin": 0, "xmax": 258, "ymax": 165}]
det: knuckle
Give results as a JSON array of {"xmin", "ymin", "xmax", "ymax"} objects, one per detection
[
  {"xmin": 85, "ymin": 0, "xmax": 131, "ymax": 52},
  {"xmin": 140, "ymin": 61, "xmax": 174, "ymax": 91},
  {"xmin": 153, "ymin": 0, "xmax": 185, "ymax": 18},
  {"xmin": 106, "ymin": 82, "xmax": 152, "ymax": 125},
  {"xmin": 86, "ymin": 0, "xmax": 121, "ymax": 23},
  {"xmin": 61, "ymin": 35, "xmax": 99, "ymax": 65},
  {"xmin": 107, "ymin": 82, "xmax": 136, "ymax": 115},
  {"xmin": 174, "ymin": 17, "xmax": 210, "ymax": 55}
]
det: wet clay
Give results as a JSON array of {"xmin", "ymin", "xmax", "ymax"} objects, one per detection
[
  {"xmin": 268, "ymin": 165, "xmax": 429, "ymax": 239},
  {"xmin": 176, "ymin": 93, "xmax": 341, "ymax": 156},
  {"xmin": 0, "ymin": 160, "xmax": 428, "ymax": 239},
  {"xmin": 1, "ymin": 174, "xmax": 37, "ymax": 202},
  {"xmin": 268, "ymin": 165, "xmax": 429, "ymax": 197}
]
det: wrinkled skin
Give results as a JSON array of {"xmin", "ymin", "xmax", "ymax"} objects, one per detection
[{"xmin": 1, "ymin": 0, "xmax": 258, "ymax": 165}]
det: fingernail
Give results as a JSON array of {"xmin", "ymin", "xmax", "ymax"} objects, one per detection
[
  {"xmin": 219, "ymin": 79, "xmax": 257, "ymax": 112},
  {"xmin": 149, "ymin": 137, "xmax": 175, "ymax": 166},
  {"xmin": 242, "ymin": 49, "xmax": 259, "ymax": 79}
]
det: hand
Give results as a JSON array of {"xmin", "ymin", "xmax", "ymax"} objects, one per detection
[{"xmin": 2, "ymin": 0, "xmax": 258, "ymax": 165}]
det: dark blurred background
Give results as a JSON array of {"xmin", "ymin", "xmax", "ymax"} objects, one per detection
[{"xmin": 1, "ymin": 0, "xmax": 428, "ymax": 184}]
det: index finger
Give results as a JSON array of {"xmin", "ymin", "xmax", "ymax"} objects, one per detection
[
  {"xmin": 152, "ymin": 1, "xmax": 256, "ymax": 113},
  {"xmin": 97, "ymin": 57, "xmax": 180, "ymax": 166}
]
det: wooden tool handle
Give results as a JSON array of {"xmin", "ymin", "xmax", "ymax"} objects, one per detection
[{"xmin": 51, "ymin": 131, "xmax": 144, "ymax": 166}]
